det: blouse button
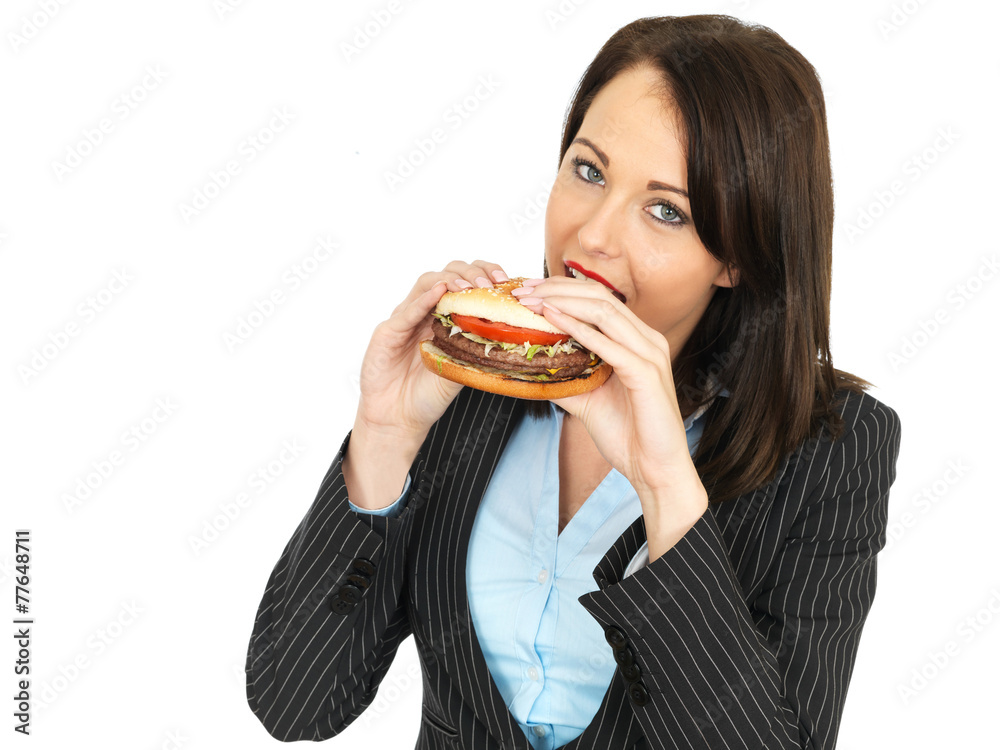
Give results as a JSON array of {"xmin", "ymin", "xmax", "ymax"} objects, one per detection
[
  {"xmin": 537, "ymin": 569, "xmax": 548, "ymax": 584},
  {"xmin": 528, "ymin": 666, "xmax": 539, "ymax": 681}
]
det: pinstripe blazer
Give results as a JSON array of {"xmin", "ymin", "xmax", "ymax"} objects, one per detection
[{"xmin": 246, "ymin": 384, "xmax": 901, "ymax": 749}]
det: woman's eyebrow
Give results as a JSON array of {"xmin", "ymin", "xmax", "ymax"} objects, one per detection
[
  {"xmin": 572, "ymin": 136, "xmax": 689, "ymax": 199},
  {"xmin": 647, "ymin": 179, "xmax": 688, "ymax": 198},
  {"xmin": 573, "ymin": 137, "xmax": 611, "ymax": 168}
]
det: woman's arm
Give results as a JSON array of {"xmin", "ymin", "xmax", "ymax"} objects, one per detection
[
  {"xmin": 577, "ymin": 394, "xmax": 901, "ymax": 749},
  {"xmin": 245, "ymin": 428, "xmax": 429, "ymax": 741}
]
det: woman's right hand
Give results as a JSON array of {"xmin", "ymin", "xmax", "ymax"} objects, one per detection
[{"xmin": 353, "ymin": 260, "xmax": 512, "ymax": 446}]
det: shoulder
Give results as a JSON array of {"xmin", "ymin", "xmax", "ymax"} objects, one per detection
[
  {"xmin": 825, "ymin": 388, "xmax": 902, "ymax": 460},
  {"xmin": 832, "ymin": 388, "xmax": 900, "ymax": 433},
  {"xmin": 777, "ymin": 387, "xmax": 901, "ymax": 506}
]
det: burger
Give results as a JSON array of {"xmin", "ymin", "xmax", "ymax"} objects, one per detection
[{"xmin": 418, "ymin": 276, "xmax": 613, "ymax": 399}]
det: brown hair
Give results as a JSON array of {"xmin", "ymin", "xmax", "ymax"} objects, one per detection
[{"xmin": 527, "ymin": 14, "xmax": 870, "ymax": 503}]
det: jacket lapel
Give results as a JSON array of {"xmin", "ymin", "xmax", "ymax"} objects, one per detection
[
  {"xmin": 442, "ymin": 391, "xmax": 646, "ymax": 749},
  {"xmin": 442, "ymin": 391, "xmax": 534, "ymax": 748},
  {"xmin": 433, "ymin": 388, "xmax": 701, "ymax": 750}
]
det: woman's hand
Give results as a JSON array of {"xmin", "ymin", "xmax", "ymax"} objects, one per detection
[
  {"xmin": 355, "ymin": 260, "xmax": 512, "ymax": 445},
  {"xmin": 514, "ymin": 276, "xmax": 708, "ymax": 539}
]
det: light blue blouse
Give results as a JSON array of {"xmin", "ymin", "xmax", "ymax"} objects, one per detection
[{"xmin": 349, "ymin": 396, "xmax": 718, "ymax": 749}]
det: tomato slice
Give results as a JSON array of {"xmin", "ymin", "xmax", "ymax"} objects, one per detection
[{"xmin": 449, "ymin": 313, "xmax": 568, "ymax": 347}]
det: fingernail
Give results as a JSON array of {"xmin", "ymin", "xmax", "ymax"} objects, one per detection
[
  {"xmin": 455, "ymin": 279, "xmax": 473, "ymax": 289},
  {"xmin": 475, "ymin": 276, "xmax": 492, "ymax": 288},
  {"xmin": 510, "ymin": 287, "xmax": 531, "ymax": 296},
  {"xmin": 543, "ymin": 301, "xmax": 561, "ymax": 313},
  {"xmin": 522, "ymin": 277, "xmax": 546, "ymax": 286},
  {"xmin": 491, "ymin": 270, "xmax": 508, "ymax": 282},
  {"xmin": 518, "ymin": 296, "xmax": 542, "ymax": 305}
]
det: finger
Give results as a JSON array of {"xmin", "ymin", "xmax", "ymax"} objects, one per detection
[
  {"xmin": 396, "ymin": 271, "xmax": 458, "ymax": 312},
  {"xmin": 515, "ymin": 277, "xmax": 670, "ymax": 358},
  {"xmin": 442, "ymin": 260, "xmax": 511, "ymax": 290},
  {"xmin": 389, "ymin": 279, "xmax": 448, "ymax": 329},
  {"xmin": 529, "ymin": 295, "xmax": 669, "ymax": 377},
  {"xmin": 540, "ymin": 301, "xmax": 665, "ymax": 391},
  {"xmin": 470, "ymin": 259, "xmax": 511, "ymax": 285}
]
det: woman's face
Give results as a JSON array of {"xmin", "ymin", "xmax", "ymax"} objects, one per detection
[{"xmin": 544, "ymin": 65, "xmax": 735, "ymax": 359}]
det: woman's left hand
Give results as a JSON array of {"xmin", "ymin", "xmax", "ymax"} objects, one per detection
[{"xmin": 515, "ymin": 276, "xmax": 708, "ymax": 517}]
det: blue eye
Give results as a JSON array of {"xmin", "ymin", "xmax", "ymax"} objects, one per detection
[
  {"xmin": 572, "ymin": 156, "xmax": 604, "ymax": 184},
  {"xmin": 649, "ymin": 203, "xmax": 681, "ymax": 224}
]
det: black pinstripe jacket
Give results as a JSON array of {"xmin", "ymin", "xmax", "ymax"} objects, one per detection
[{"xmin": 246, "ymin": 385, "xmax": 901, "ymax": 749}]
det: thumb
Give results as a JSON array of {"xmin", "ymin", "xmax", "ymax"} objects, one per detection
[{"xmin": 391, "ymin": 280, "xmax": 447, "ymax": 327}]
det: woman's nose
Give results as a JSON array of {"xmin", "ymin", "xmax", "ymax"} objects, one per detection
[{"xmin": 576, "ymin": 197, "xmax": 626, "ymax": 259}]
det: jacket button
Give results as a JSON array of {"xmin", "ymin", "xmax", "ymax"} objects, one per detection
[
  {"xmin": 330, "ymin": 596, "xmax": 354, "ymax": 615},
  {"xmin": 346, "ymin": 573, "xmax": 371, "ymax": 589},
  {"xmin": 614, "ymin": 645, "xmax": 635, "ymax": 668},
  {"xmin": 353, "ymin": 558, "xmax": 376, "ymax": 577},
  {"xmin": 338, "ymin": 584, "xmax": 363, "ymax": 605},
  {"xmin": 604, "ymin": 626, "xmax": 626, "ymax": 649},
  {"xmin": 628, "ymin": 682, "xmax": 650, "ymax": 707},
  {"xmin": 622, "ymin": 662, "xmax": 641, "ymax": 683}
]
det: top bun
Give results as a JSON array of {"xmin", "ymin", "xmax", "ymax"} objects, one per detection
[{"xmin": 436, "ymin": 276, "xmax": 568, "ymax": 335}]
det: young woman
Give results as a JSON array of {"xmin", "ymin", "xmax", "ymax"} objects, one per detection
[{"xmin": 247, "ymin": 15, "xmax": 901, "ymax": 749}]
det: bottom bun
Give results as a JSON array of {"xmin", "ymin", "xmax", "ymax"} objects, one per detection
[{"xmin": 419, "ymin": 340, "xmax": 612, "ymax": 400}]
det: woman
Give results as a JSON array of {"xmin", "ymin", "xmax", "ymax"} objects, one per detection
[{"xmin": 246, "ymin": 15, "xmax": 901, "ymax": 749}]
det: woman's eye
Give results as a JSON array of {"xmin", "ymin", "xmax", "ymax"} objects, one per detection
[
  {"xmin": 575, "ymin": 161, "xmax": 603, "ymax": 184},
  {"xmin": 650, "ymin": 203, "xmax": 681, "ymax": 223}
]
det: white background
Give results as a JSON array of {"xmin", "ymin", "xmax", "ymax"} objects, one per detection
[{"xmin": 2, "ymin": 0, "xmax": 997, "ymax": 747}]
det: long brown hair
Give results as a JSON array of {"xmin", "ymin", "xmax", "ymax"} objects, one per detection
[{"xmin": 527, "ymin": 15, "xmax": 870, "ymax": 503}]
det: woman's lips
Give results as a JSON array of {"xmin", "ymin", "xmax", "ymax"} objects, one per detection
[{"xmin": 564, "ymin": 260, "xmax": 626, "ymax": 303}]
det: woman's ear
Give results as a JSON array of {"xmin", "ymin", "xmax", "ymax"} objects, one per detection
[{"xmin": 713, "ymin": 262, "xmax": 739, "ymax": 288}]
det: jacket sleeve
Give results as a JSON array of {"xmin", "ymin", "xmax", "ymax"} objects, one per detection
[
  {"xmin": 577, "ymin": 397, "xmax": 902, "ymax": 749},
  {"xmin": 245, "ymin": 428, "xmax": 430, "ymax": 741}
]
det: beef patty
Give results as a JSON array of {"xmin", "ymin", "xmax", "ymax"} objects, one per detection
[{"xmin": 430, "ymin": 318, "xmax": 597, "ymax": 378}]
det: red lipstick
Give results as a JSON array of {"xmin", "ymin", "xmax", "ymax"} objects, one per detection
[{"xmin": 564, "ymin": 260, "xmax": 626, "ymax": 303}]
